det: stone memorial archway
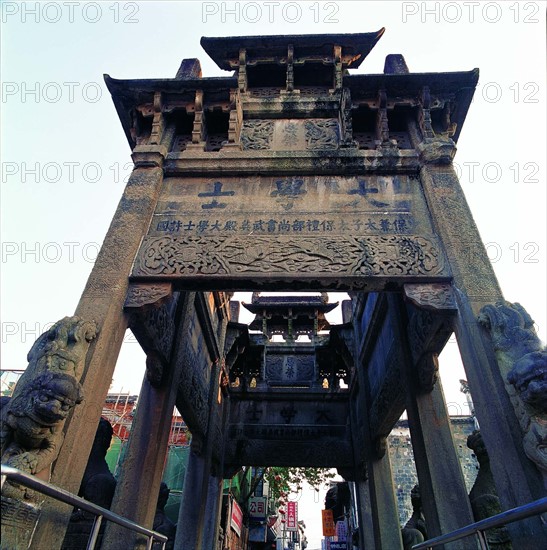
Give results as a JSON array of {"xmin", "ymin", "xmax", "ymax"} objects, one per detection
[{"xmin": 2, "ymin": 31, "xmax": 545, "ymax": 550}]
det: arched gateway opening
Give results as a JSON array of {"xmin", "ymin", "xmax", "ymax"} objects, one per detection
[{"xmin": 2, "ymin": 31, "xmax": 545, "ymax": 550}]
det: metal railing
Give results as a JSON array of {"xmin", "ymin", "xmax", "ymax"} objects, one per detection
[
  {"xmin": 1, "ymin": 465, "xmax": 168, "ymax": 550},
  {"xmin": 412, "ymin": 496, "xmax": 547, "ymax": 549}
]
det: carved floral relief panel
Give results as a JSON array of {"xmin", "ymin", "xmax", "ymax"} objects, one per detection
[
  {"xmin": 265, "ymin": 354, "xmax": 315, "ymax": 382},
  {"xmin": 176, "ymin": 305, "xmax": 213, "ymax": 436},
  {"xmin": 240, "ymin": 118, "xmax": 339, "ymax": 151}
]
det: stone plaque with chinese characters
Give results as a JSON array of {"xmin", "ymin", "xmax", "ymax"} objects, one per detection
[
  {"xmin": 131, "ymin": 175, "xmax": 449, "ymax": 288},
  {"xmin": 224, "ymin": 395, "xmax": 353, "ymax": 468}
]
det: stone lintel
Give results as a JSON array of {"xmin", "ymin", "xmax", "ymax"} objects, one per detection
[
  {"xmin": 229, "ymin": 391, "xmax": 350, "ymax": 404},
  {"xmin": 163, "ymin": 149, "xmax": 420, "ymax": 176},
  {"xmin": 240, "ymin": 93, "xmax": 341, "ymax": 116},
  {"xmin": 129, "ymin": 276, "xmax": 451, "ymax": 295},
  {"xmin": 228, "ymin": 394, "xmax": 352, "ymax": 459}
]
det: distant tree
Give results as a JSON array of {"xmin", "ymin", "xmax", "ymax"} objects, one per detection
[
  {"xmin": 1, "ymin": 381, "xmax": 16, "ymax": 397},
  {"xmin": 242, "ymin": 467, "xmax": 335, "ymax": 504}
]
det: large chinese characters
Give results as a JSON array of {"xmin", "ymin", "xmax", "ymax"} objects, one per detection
[{"xmin": 132, "ymin": 175, "xmax": 449, "ymax": 288}]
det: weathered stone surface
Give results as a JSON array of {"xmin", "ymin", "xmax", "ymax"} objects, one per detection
[
  {"xmin": 384, "ymin": 54, "xmax": 409, "ymax": 75},
  {"xmin": 14, "ymin": 316, "xmax": 97, "ymax": 382},
  {"xmin": 131, "ymin": 174, "xmax": 448, "ymax": 288},
  {"xmin": 18, "ymin": 28, "xmax": 547, "ymax": 550},
  {"xmin": 125, "ymin": 288, "xmax": 179, "ymax": 388},
  {"xmin": 0, "ymin": 496, "xmax": 40, "ymax": 550},
  {"xmin": 389, "ymin": 417, "xmax": 479, "ymax": 525},
  {"xmin": 401, "ymin": 485, "xmax": 427, "ymax": 550},
  {"xmin": 30, "ymin": 160, "xmax": 166, "ymax": 550},
  {"xmin": 152, "ymin": 483, "xmax": 176, "ymax": 550},
  {"xmin": 0, "ymin": 320, "xmax": 94, "ymax": 550},
  {"xmin": 404, "ymin": 283, "xmax": 457, "ymax": 312},
  {"xmin": 479, "ymin": 301, "xmax": 547, "ymax": 486},
  {"xmin": 467, "ymin": 431, "xmax": 512, "ymax": 549},
  {"xmin": 124, "ymin": 282, "xmax": 173, "ymax": 309},
  {"xmin": 1, "ymin": 372, "xmax": 83, "ymax": 501},
  {"xmin": 404, "ymin": 289, "xmax": 456, "ymax": 394},
  {"xmin": 418, "ymin": 165, "xmax": 502, "ymax": 309},
  {"xmin": 417, "ymin": 137, "xmax": 456, "ymax": 165},
  {"xmin": 61, "ymin": 418, "xmax": 117, "ymax": 550},
  {"xmin": 1, "ymin": 317, "xmax": 96, "ymax": 502}
]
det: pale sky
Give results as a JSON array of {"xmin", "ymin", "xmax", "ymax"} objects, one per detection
[{"xmin": 1, "ymin": 1, "xmax": 546, "ymax": 546}]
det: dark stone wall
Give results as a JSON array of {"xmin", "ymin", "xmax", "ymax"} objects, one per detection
[{"xmin": 388, "ymin": 416, "xmax": 478, "ymax": 525}]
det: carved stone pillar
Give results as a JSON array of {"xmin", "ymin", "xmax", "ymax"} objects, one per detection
[
  {"xmin": 376, "ymin": 89, "xmax": 390, "ymax": 145},
  {"xmin": 101, "ymin": 289, "xmax": 190, "ymax": 549},
  {"xmin": 175, "ymin": 448, "xmax": 207, "ymax": 549},
  {"xmin": 407, "ymin": 376, "xmax": 478, "ymax": 547},
  {"xmin": 419, "ymin": 163, "xmax": 547, "ymax": 547},
  {"xmin": 237, "ymin": 48, "xmax": 247, "ymax": 93},
  {"xmin": 351, "ymin": 291, "xmax": 402, "ymax": 549},
  {"xmin": 353, "ymin": 480, "xmax": 376, "ymax": 550},
  {"xmin": 286, "ymin": 44, "xmax": 294, "ymax": 92},
  {"xmin": 201, "ymin": 476, "xmax": 224, "ymax": 550},
  {"xmin": 174, "ymin": 293, "xmax": 230, "ymax": 550},
  {"xmin": 198, "ymin": 314, "xmax": 229, "ymax": 549},
  {"xmin": 333, "ymin": 45, "xmax": 343, "ymax": 90},
  {"xmin": 393, "ymin": 289, "xmax": 477, "ymax": 546},
  {"xmin": 188, "ymin": 89, "xmax": 206, "ymax": 151},
  {"xmin": 149, "ymin": 91, "xmax": 164, "ymax": 146},
  {"xmin": 225, "ymin": 89, "xmax": 242, "ymax": 150},
  {"xmin": 340, "ymin": 87, "xmax": 354, "ymax": 147},
  {"xmin": 418, "ymin": 87, "xmax": 435, "ymax": 140},
  {"xmin": 367, "ymin": 442, "xmax": 404, "ymax": 550},
  {"xmin": 29, "ymin": 148, "xmax": 167, "ymax": 550}
]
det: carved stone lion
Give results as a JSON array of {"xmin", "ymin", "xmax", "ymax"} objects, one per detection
[
  {"xmin": 25, "ymin": 316, "xmax": 98, "ymax": 379},
  {"xmin": 507, "ymin": 351, "xmax": 547, "ymax": 413},
  {"xmin": 401, "ymin": 485, "xmax": 427, "ymax": 550},
  {"xmin": 507, "ymin": 351, "xmax": 547, "ymax": 485},
  {"xmin": 478, "ymin": 300, "xmax": 547, "ymax": 485},
  {"xmin": 1, "ymin": 371, "xmax": 83, "ymax": 499},
  {"xmin": 478, "ymin": 301, "xmax": 542, "ymax": 369},
  {"xmin": 467, "ymin": 431, "xmax": 511, "ymax": 548},
  {"xmin": 1, "ymin": 316, "xmax": 97, "ymax": 500}
]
